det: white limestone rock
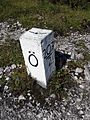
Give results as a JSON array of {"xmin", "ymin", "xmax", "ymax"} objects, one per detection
[
  {"xmin": 75, "ymin": 68, "xmax": 83, "ymax": 73},
  {"xmin": 5, "ymin": 77, "xmax": 10, "ymax": 81},
  {"xmin": 0, "ymin": 68, "xmax": 3, "ymax": 75},
  {"xmin": 74, "ymin": 76, "xmax": 78, "ymax": 80},
  {"xmin": 50, "ymin": 94, "xmax": 56, "ymax": 99},
  {"xmin": 79, "ymin": 85, "xmax": 84, "ymax": 89},
  {"xmin": 4, "ymin": 85, "xmax": 8, "ymax": 90},
  {"xmin": 18, "ymin": 95, "xmax": 26, "ymax": 101},
  {"xmin": 0, "ymin": 97, "xmax": 2, "ymax": 100},
  {"xmin": 79, "ymin": 110, "xmax": 84, "ymax": 115},
  {"xmin": 11, "ymin": 64, "xmax": 16, "ymax": 70}
]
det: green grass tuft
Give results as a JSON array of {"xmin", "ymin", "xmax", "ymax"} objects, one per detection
[
  {"xmin": 0, "ymin": 39, "xmax": 24, "ymax": 67},
  {"xmin": 0, "ymin": 0, "xmax": 90, "ymax": 34}
]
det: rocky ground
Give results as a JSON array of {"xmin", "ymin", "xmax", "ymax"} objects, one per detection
[{"xmin": 0, "ymin": 20, "xmax": 90, "ymax": 120}]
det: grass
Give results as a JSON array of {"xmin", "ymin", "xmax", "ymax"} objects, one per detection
[
  {"xmin": 0, "ymin": 0, "xmax": 90, "ymax": 34},
  {"xmin": 7, "ymin": 65, "xmax": 76, "ymax": 104},
  {"xmin": 0, "ymin": 39, "xmax": 24, "ymax": 67},
  {"xmin": 8, "ymin": 65, "xmax": 34, "ymax": 96}
]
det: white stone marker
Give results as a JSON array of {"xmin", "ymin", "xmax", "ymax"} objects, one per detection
[{"xmin": 19, "ymin": 28, "xmax": 56, "ymax": 88}]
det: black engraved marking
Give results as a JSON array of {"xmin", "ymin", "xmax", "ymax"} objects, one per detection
[{"xmin": 28, "ymin": 54, "xmax": 38, "ymax": 67}]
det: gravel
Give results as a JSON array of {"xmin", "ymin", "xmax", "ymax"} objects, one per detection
[
  {"xmin": 0, "ymin": 19, "xmax": 26, "ymax": 44},
  {"xmin": 18, "ymin": 95, "xmax": 26, "ymax": 101},
  {"xmin": 11, "ymin": 64, "xmax": 16, "ymax": 70},
  {"xmin": 0, "ymin": 20, "xmax": 90, "ymax": 120}
]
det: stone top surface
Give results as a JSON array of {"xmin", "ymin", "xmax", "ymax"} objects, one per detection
[{"xmin": 20, "ymin": 28, "xmax": 52, "ymax": 42}]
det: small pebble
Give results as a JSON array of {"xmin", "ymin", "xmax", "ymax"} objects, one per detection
[
  {"xmin": 29, "ymin": 96, "xmax": 32, "ymax": 100},
  {"xmin": 76, "ymin": 98, "xmax": 81, "ymax": 102},
  {"xmin": 5, "ymin": 77, "xmax": 10, "ymax": 81},
  {"xmin": 68, "ymin": 52, "xmax": 72, "ymax": 55},
  {"xmin": 27, "ymin": 93, "xmax": 31, "ymax": 96},
  {"xmin": 79, "ymin": 110, "xmax": 84, "ymax": 115},
  {"xmin": 64, "ymin": 65, "xmax": 68, "ymax": 69},
  {"xmin": 55, "ymin": 102, "xmax": 58, "ymax": 106},
  {"xmin": 0, "ymin": 97, "xmax": 2, "ymax": 100},
  {"xmin": 67, "ymin": 112, "xmax": 70, "ymax": 115},
  {"xmin": 17, "ymin": 21, "xmax": 21, "ymax": 27},
  {"xmin": 79, "ymin": 85, "xmax": 84, "ymax": 89},
  {"xmin": 18, "ymin": 95, "xmax": 26, "ymax": 101},
  {"xmin": 11, "ymin": 64, "xmax": 16, "ymax": 69},
  {"xmin": 45, "ymin": 98, "xmax": 49, "ymax": 102},
  {"xmin": 8, "ymin": 93, "xmax": 12, "ymax": 96},
  {"xmin": 62, "ymin": 106, "xmax": 65, "ymax": 110},
  {"xmin": 32, "ymin": 100, "xmax": 35, "ymax": 104},
  {"xmin": 74, "ymin": 76, "xmax": 78, "ymax": 80},
  {"xmin": 76, "ymin": 68, "xmax": 83, "ymax": 73},
  {"xmin": 4, "ymin": 85, "xmax": 8, "ymax": 90},
  {"xmin": 50, "ymin": 94, "xmax": 56, "ymax": 99},
  {"xmin": 75, "ymin": 72, "xmax": 78, "ymax": 76}
]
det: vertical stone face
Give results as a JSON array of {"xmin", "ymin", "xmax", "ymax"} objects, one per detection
[
  {"xmin": 41, "ymin": 33, "xmax": 55, "ymax": 81},
  {"xmin": 19, "ymin": 28, "xmax": 56, "ymax": 88}
]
